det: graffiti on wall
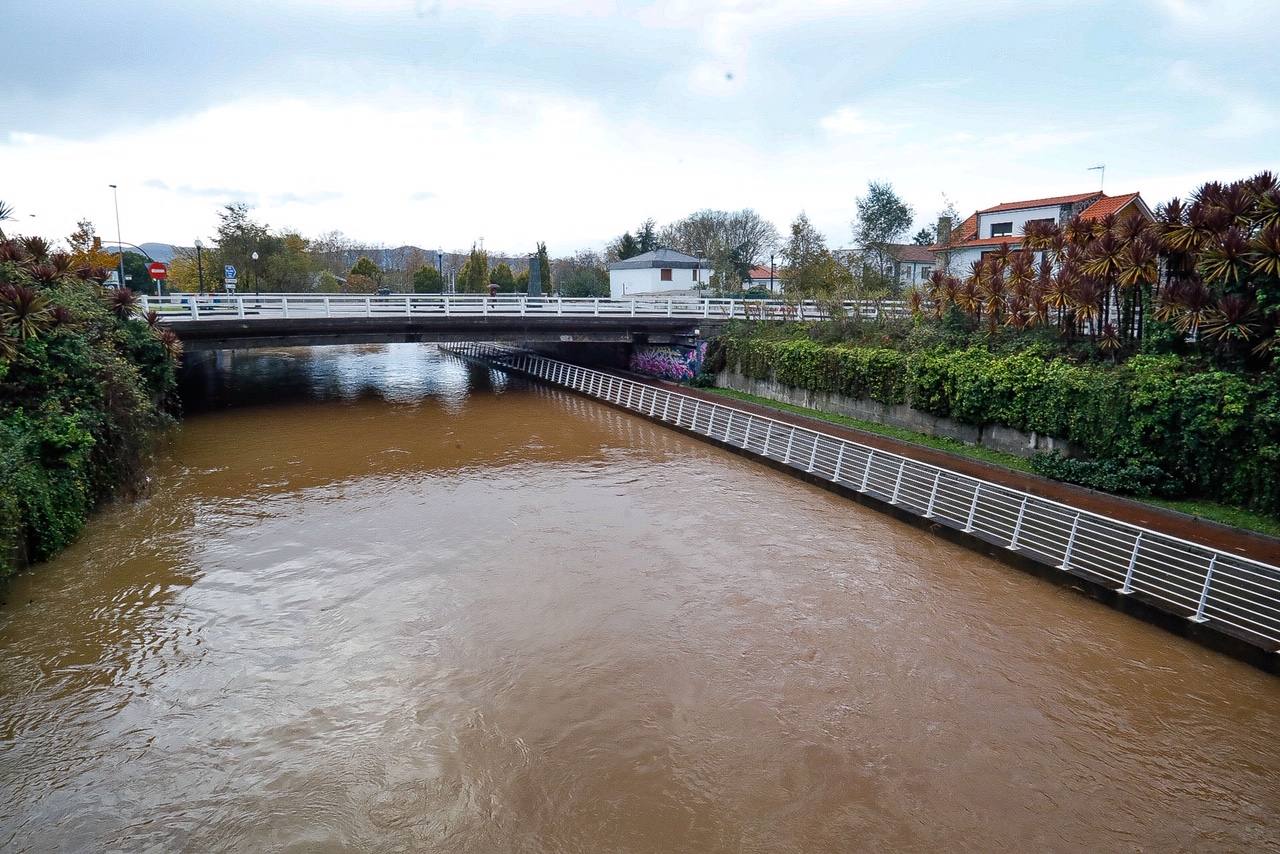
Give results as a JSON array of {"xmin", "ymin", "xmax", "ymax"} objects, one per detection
[{"xmin": 629, "ymin": 342, "xmax": 708, "ymax": 382}]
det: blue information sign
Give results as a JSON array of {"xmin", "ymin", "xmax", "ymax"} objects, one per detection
[{"xmin": 224, "ymin": 264, "xmax": 237, "ymax": 279}]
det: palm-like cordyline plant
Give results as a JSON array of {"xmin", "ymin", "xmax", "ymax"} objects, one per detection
[
  {"xmin": 1198, "ymin": 227, "xmax": 1252, "ymax": 288},
  {"xmin": 159, "ymin": 328, "xmax": 183, "ymax": 361},
  {"xmin": 1156, "ymin": 278, "xmax": 1213, "ymax": 336},
  {"xmin": 19, "ymin": 236, "xmax": 51, "ymax": 264},
  {"xmin": 1200, "ymin": 293, "xmax": 1262, "ymax": 345},
  {"xmin": 0, "ymin": 285, "xmax": 54, "ymax": 341},
  {"xmin": 105, "ymin": 287, "xmax": 140, "ymax": 320}
]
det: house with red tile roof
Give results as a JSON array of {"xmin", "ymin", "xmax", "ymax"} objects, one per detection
[{"xmin": 930, "ymin": 190, "xmax": 1152, "ymax": 274}]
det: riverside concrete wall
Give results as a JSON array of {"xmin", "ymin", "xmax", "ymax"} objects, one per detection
[{"xmin": 715, "ymin": 367, "xmax": 1077, "ymax": 459}]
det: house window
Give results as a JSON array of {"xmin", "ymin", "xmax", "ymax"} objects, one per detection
[
  {"xmin": 920, "ymin": 266, "xmax": 931, "ymax": 279},
  {"xmin": 990, "ymin": 221, "xmax": 1013, "ymax": 237},
  {"xmin": 660, "ymin": 268, "xmax": 672, "ymax": 281}
]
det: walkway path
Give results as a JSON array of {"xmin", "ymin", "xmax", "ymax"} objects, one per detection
[{"xmin": 625, "ymin": 372, "xmax": 1280, "ymax": 567}]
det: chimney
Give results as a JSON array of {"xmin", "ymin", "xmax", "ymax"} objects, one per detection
[{"xmin": 936, "ymin": 216, "xmax": 952, "ymax": 246}]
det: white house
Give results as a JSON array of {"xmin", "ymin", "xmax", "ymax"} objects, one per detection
[
  {"xmin": 608, "ymin": 248, "xmax": 712, "ymax": 298},
  {"xmin": 931, "ymin": 191, "xmax": 1154, "ymax": 274},
  {"xmin": 887, "ymin": 244, "xmax": 936, "ymax": 287},
  {"xmin": 746, "ymin": 264, "xmax": 784, "ymax": 293}
]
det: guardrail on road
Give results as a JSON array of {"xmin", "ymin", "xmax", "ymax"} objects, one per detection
[{"xmin": 452, "ymin": 342, "xmax": 1280, "ymax": 663}]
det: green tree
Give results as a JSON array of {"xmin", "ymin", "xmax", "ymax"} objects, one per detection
[
  {"xmin": 412, "ymin": 265, "xmax": 444, "ymax": 293},
  {"xmin": 458, "ymin": 244, "xmax": 489, "ymax": 294},
  {"xmin": 536, "ymin": 242, "xmax": 551, "ymax": 295},
  {"xmin": 350, "ymin": 256, "xmax": 382, "ymax": 284},
  {"xmin": 119, "ymin": 251, "xmax": 154, "ymax": 294},
  {"xmin": 637, "ymin": 218, "xmax": 659, "ymax": 253},
  {"xmin": 781, "ymin": 213, "xmax": 833, "ymax": 298},
  {"xmin": 614, "ymin": 232, "xmax": 640, "ymax": 260},
  {"xmin": 852, "ymin": 181, "xmax": 914, "ymax": 291},
  {"xmin": 316, "ymin": 271, "xmax": 341, "ymax": 293},
  {"xmin": 912, "ymin": 226, "xmax": 936, "ymax": 245},
  {"xmin": 491, "ymin": 262, "xmax": 516, "ymax": 292}
]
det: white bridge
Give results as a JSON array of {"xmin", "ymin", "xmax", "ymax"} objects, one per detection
[{"xmin": 142, "ymin": 293, "xmax": 910, "ymax": 351}]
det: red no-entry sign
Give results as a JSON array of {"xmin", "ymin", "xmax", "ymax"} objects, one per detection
[{"xmin": 148, "ymin": 262, "xmax": 168, "ymax": 280}]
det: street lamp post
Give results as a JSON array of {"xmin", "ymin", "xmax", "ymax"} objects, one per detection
[
  {"xmin": 252, "ymin": 250, "xmax": 259, "ymax": 298},
  {"xmin": 195, "ymin": 239, "xmax": 205, "ymax": 293},
  {"xmin": 109, "ymin": 184, "xmax": 125, "ymax": 290},
  {"xmin": 769, "ymin": 253, "xmax": 776, "ymax": 293}
]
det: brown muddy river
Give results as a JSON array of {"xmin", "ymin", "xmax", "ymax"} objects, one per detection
[{"xmin": 1, "ymin": 344, "xmax": 1276, "ymax": 852}]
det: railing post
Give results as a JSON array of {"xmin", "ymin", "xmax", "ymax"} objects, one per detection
[
  {"xmin": 924, "ymin": 471, "xmax": 940, "ymax": 518},
  {"xmin": 806, "ymin": 435, "xmax": 819, "ymax": 472},
  {"xmin": 667, "ymin": 299, "xmax": 672, "ymax": 317},
  {"xmin": 692, "ymin": 400, "xmax": 701, "ymax": 430},
  {"xmin": 1120, "ymin": 533, "xmax": 1144, "ymax": 594},
  {"xmin": 630, "ymin": 300, "xmax": 636, "ymax": 317},
  {"xmin": 1059, "ymin": 513, "xmax": 1081, "ymax": 571},
  {"xmin": 557, "ymin": 297, "xmax": 563, "ymax": 316},
  {"xmin": 366, "ymin": 297, "xmax": 372, "ymax": 317},
  {"xmin": 324, "ymin": 296, "xmax": 331, "ymax": 317},
  {"xmin": 703, "ymin": 300, "xmax": 709, "ymax": 318},
  {"xmin": 405, "ymin": 295, "xmax": 411, "ymax": 315},
  {"xmin": 281, "ymin": 296, "xmax": 289, "ymax": 318},
  {"xmin": 444, "ymin": 295, "xmax": 451, "ymax": 317},
  {"xmin": 833, "ymin": 443, "xmax": 845, "ymax": 481},
  {"xmin": 860, "ymin": 450, "xmax": 874, "ymax": 492},
  {"xmin": 676, "ymin": 397, "xmax": 685, "ymax": 425},
  {"xmin": 1007, "ymin": 496, "xmax": 1028, "ymax": 550},
  {"xmin": 783, "ymin": 427, "xmax": 796, "ymax": 463},
  {"xmin": 724, "ymin": 410, "xmax": 734, "ymax": 441},
  {"xmin": 191, "ymin": 297, "xmax": 200, "ymax": 320},
  {"xmin": 890, "ymin": 459, "xmax": 905, "ymax": 504},
  {"xmin": 593, "ymin": 298, "xmax": 599, "ymax": 316},
  {"xmin": 237, "ymin": 297, "xmax": 245, "ymax": 318},
  {"xmin": 662, "ymin": 394, "xmax": 671, "ymax": 422},
  {"xmin": 963, "ymin": 483, "xmax": 981, "ymax": 532},
  {"xmin": 649, "ymin": 388, "xmax": 658, "ymax": 416},
  {"xmin": 763, "ymin": 422, "xmax": 773, "ymax": 455},
  {"xmin": 1191, "ymin": 555, "xmax": 1217, "ymax": 623}
]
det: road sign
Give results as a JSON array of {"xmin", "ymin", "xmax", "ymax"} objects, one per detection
[
  {"xmin": 224, "ymin": 264, "xmax": 237, "ymax": 279},
  {"xmin": 148, "ymin": 261, "xmax": 168, "ymax": 280}
]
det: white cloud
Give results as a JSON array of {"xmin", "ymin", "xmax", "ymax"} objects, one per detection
[{"xmin": 818, "ymin": 106, "xmax": 904, "ymax": 137}]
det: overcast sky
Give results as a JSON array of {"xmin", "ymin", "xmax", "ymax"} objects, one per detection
[{"xmin": 3, "ymin": 0, "xmax": 1277, "ymax": 255}]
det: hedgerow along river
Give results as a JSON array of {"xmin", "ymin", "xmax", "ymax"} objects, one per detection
[{"xmin": 0, "ymin": 344, "xmax": 1275, "ymax": 852}]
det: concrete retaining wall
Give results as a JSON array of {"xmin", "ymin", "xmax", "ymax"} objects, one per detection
[{"xmin": 715, "ymin": 367, "xmax": 1077, "ymax": 459}]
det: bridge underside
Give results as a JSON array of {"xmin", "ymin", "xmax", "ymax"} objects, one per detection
[{"xmin": 174, "ymin": 316, "xmax": 720, "ymax": 352}]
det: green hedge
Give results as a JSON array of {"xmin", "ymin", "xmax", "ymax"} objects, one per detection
[
  {"xmin": 1, "ymin": 267, "xmax": 177, "ymax": 576},
  {"xmin": 722, "ymin": 334, "xmax": 1280, "ymax": 518}
]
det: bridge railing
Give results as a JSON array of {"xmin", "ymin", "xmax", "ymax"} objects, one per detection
[
  {"xmin": 141, "ymin": 293, "xmax": 911, "ymax": 323},
  {"xmin": 452, "ymin": 342, "xmax": 1280, "ymax": 653}
]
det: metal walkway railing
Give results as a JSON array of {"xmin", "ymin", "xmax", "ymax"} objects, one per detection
[
  {"xmin": 452, "ymin": 342, "xmax": 1280, "ymax": 653},
  {"xmin": 142, "ymin": 293, "xmax": 909, "ymax": 323}
]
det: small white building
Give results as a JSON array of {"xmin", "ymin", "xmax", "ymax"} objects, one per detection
[
  {"xmin": 608, "ymin": 248, "xmax": 712, "ymax": 299},
  {"xmin": 887, "ymin": 244, "xmax": 936, "ymax": 287}
]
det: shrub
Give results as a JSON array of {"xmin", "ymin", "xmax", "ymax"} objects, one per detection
[{"xmin": 720, "ymin": 327, "xmax": 1280, "ymax": 518}]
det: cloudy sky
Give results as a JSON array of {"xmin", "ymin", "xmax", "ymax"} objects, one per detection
[{"xmin": 3, "ymin": 0, "xmax": 1277, "ymax": 254}]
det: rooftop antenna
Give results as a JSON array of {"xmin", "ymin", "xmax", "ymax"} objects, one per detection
[{"xmin": 1087, "ymin": 164, "xmax": 1105, "ymax": 193}]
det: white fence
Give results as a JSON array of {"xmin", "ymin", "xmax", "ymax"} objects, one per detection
[
  {"xmin": 142, "ymin": 293, "xmax": 910, "ymax": 323},
  {"xmin": 452, "ymin": 342, "xmax": 1280, "ymax": 653}
]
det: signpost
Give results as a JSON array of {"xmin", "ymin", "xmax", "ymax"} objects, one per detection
[{"xmin": 148, "ymin": 261, "xmax": 168, "ymax": 298}]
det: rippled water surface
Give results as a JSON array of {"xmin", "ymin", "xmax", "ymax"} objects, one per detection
[{"xmin": 1, "ymin": 345, "xmax": 1277, "ymax": 852}]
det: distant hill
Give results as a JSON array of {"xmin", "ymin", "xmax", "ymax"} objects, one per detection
[{"xmin": 105, "ymin": 242, "xmax": 179, "ymax": 262}]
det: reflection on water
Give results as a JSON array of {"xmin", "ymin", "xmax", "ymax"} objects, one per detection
[{"xmin": 1, "ymin": 344, "xmax": 1277, "ymax": 853}]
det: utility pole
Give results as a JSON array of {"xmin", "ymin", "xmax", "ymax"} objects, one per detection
[{"xmin": 109, "ymin": 184, "xmax": 125, "ymax": 289}]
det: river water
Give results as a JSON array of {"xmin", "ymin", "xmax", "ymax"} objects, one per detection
[{"xmin": 1, "ymin": 344, "xmax": 1276, "ymax": 853}]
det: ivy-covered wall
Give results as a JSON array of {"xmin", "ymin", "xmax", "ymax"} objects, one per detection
[{"xmin": 720, "ymin": 335, "xmax": 1280, "ymax": 517}]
